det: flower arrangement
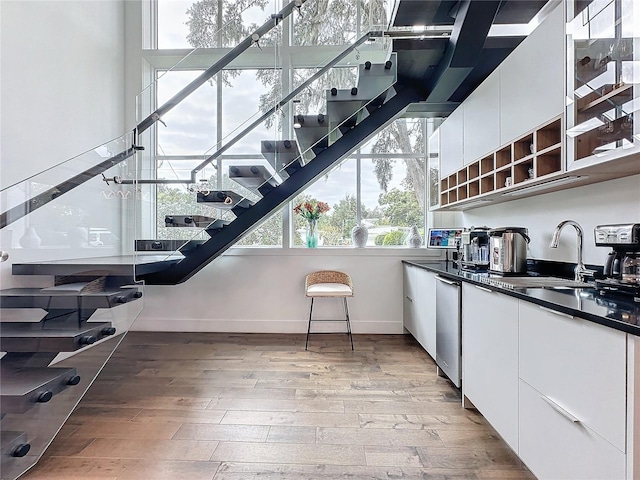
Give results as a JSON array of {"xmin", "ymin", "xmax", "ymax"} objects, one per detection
[{"xmin": 293, "ymin": 200, "xmax": 330, "ymax": 221}]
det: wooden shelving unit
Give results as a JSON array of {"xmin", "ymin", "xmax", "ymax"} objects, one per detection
[{"xmin": 439, "ymin": 116, "xmax": 563, "ymax": 208}]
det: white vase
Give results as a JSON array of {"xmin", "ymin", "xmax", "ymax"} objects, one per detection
[
  {"xmin": 407, "ymin": 225, "xmax": 423, "ymax": 248},
  {"xmin": 351, "ymin": 224, "xmax": 368, "ymax": 248},
  {"xmin": 19, "ymin": 226, "xmax": 41, "ymax": 249}
]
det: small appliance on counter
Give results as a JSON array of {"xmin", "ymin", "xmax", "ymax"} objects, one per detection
[
  {"xmin": 460, "ymin": 226, "xmax": 490, "ymax": 271},
  {"xmin": 488, "ymin": 227, "xmax": 530, "ymax": 275},
  {"xmin": 426, "ymin": 228, "xmax": 463, "ymax": 263},
  {"xmin": 595, "ymin": 223, "xmax": 640, "ymax": 301}
]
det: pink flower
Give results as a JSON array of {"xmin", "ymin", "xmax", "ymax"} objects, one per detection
[{"xmin": 293, "ymin": 200, "xmax": 330, "ymax": 221}]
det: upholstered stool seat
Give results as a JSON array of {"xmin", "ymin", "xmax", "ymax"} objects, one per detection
[{"xmin": 305, "ymin": 270, "xmax": 354, "ymax": 350}]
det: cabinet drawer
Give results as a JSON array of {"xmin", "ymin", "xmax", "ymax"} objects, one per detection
[
  {"xmin": 519, "ymin": 379, "xmax": 625, "ymax": 480},
  {"xmin": 519, "ymin": 301, "xmax": 627, "ymax": 452}
]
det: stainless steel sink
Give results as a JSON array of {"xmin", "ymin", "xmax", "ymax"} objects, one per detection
[{"xmin": 478, "ymin": 276, "xmax": 592, "ymax": 290}]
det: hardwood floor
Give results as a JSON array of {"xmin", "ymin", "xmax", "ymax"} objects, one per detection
[{"xmin": 20, "ymin": 332, "xmax": 534, "ymax": 479}]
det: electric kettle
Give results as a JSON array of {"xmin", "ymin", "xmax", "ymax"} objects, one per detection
[{"xmin": 488, "ymin": 227, "xmax": 530, "ymax": 274}]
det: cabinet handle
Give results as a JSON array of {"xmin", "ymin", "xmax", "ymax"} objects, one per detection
[
  {"xmin": 473, "ymin": 285, "xmax": 494, "ymax": 293},
  {"xmin": 540, "ymin": 395, "xmax": 581, "ymax": 423},
  {"xmin": 539, "ymin": 306, "xmax": 574, "ymax": 320},
  {"xmin": 405, "ymin": 295, "xmax": 413, "ymax": 302},
  {"xmin": 435, "ymin": 275, "xmax": 459, "ymax": 286}
]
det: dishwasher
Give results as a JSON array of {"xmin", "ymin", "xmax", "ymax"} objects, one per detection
[{"xmin": 435, "ymin": 274, "xmax": 462, "ymax": 388}]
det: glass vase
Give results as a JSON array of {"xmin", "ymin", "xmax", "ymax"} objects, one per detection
[{"xmin": 306, "ymin": 219, "xmax": 319, "ymax": 248}]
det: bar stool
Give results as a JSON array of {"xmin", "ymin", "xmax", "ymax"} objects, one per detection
[{"xmin": 305, "ymin": 270, "xmax": 354, "ymax": 351}]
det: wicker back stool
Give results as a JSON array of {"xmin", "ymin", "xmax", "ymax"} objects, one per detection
[{"xmin": 304, "ymin": 270, "xmax": 354, "ymax": 351}]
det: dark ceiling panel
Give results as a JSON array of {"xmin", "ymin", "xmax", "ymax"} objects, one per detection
[
  {"xmin": 392, "ymin": 0, "xmax": 452, "ymax": 27},
  {"xmin": 494, "ymin": 0, "xmax": 548, "ymax": 24}
]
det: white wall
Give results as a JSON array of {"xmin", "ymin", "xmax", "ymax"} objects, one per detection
[
  {"xmin": 0, "ymin": 1, "xmax": 128, "ymax": 288},
  {"xmin": 462, "ymin": 175, "xmax": 640, "ymax": 266},
  {"xmin": 0, "ymin": 0, "xmax": 127, "ymax": 189},
  {"xmin": 133, "ymin": 249, "xmax": 439, "ymax": 334}
]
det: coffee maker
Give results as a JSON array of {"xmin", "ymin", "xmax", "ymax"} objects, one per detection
[
  {"xmin": 460, "ymin": 226, "xmax": 490, "ymax": 271},
  {"xmin": 594, "ymin": 223, "xmax": 640, "ymax": 301}
]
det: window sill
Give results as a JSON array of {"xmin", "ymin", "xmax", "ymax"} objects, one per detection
[{"xmin": 223, "ymin": 246, "xmax": 443, "ymax": 257}]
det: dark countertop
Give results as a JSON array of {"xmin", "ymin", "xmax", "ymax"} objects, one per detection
[{"xmin": 403, "ymin": 260, "xmax": 640, "ymax": 337}]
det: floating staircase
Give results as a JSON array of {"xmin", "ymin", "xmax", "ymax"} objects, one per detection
[{"xmin": 137, "ymin": 53, "xmax": 418, "ymax": 285}]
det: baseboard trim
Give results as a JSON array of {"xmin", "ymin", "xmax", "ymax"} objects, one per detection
[{"xmin": 130, "ymin": 317, "xmax": 403, "ymax": 334}]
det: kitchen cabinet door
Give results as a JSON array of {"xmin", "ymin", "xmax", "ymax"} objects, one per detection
[
  {"xmin": 413, "ymin": 268, "xmax": 436, "ymax": 359},
  {"xmin": 402, "ymin": 264, "xmax": 417, "ymax": 337},
  {"xmin": 499, "ymin": 4, "xmax": 564, "ymax": 145},
  {"xmin": 519, "ymin": 301, "xmax": 627, "ymax": 453},
  {"xmin": 461, "ymin": 284, "xmax": 519, "ymax": 452},
  {"xmin": 463, "ymin": 70, "xmax": 500, "ymax": 164},
  {"xmin": 439, "ymin": 107, "xmax": 464, "ymax": 180},
  {"xmin": 402, "ymin": 265, "xmax": 436, "ymax": 360},
  {"xmin": 519, "ymin": 379, "xmax": 626, "ymax": 480}
]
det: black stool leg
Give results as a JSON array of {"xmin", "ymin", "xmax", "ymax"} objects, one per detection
[
  {"xmin": 344, "ymin": 297, "xmax": 354, "ymax": 351},
  {"xmin": 305, "ymin": 297, "xmax": 314, "ymax": 350}
]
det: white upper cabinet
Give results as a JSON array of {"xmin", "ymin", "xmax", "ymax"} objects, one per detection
[
  {"xmin": 439, "ymin": 106, "xmax": 464, "ymax": 179},
  {"xmin": 463, "ymin": 70, "xmax": 500, "ymax": 164},
  {"xmin": 499, "ymin": 4, "xmax": 564, "ymax": 144}
]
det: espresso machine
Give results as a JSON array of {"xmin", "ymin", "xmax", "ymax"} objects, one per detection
[
  {"xmin": 460, "ymin": 226, "xmax": 491, "ymax": 271},
  {"xmin": 594, "ymin": 223, "xmax": 640, "ymax": 301}
]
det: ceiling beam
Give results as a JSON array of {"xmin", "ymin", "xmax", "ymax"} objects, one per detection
[{"xmin": 422, "ymin": 0, "xmax": 502, "ymax": 103}]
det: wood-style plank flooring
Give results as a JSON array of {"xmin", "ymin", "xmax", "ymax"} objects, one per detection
[{"xmin": 21, "ymin": 332, "xmax": 534, "ymax": 479}]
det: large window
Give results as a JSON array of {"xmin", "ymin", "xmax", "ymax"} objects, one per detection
[
  {"xmin": 148, "ymin": 0, "xmax": 427, "ymax": 248},
  {"xmin": 292, "ymin": 118, "xmax": 427, "ymax": 247}
]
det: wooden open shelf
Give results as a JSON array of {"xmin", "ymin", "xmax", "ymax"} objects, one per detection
[
  {"xmin": 469, "ymin": 180, "xmax": 480, "ymax": 197},
  {"xmin": 496, "ymin": 146, "xmax": 511, "ymax": 168},
  {"xmin": 480, "ymin": 154, "xmax": 494, "ymax": 175},
  {"xmin": 536, "ymin": 146, "xmax": 562, "ymax": 177},
  {"xmin": 536, "ymin": 118, "xmax": 562, "ymax": 151},
  {"xmin": 514, "ymin": 159, "xmax": 534, "ymax": 185},
  {"xmin": 496, "ymin": 168, "xmax": 511, "ymax": 190},
  {"xmin": 468, "ymin": 161, "xmax": 480, "ymax": 180},
  {"xmin": 437, "ymin": 117, "xmax": 564, "ymax": 209},
  {"xmin": 480, "ymin": 175, "xmax": 494, "ymax": 194},
  {"xmin": 514, "ymin": 133, "xmax": 534, "ymax": 161}
]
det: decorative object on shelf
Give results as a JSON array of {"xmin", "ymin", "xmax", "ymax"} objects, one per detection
[
  {"xmin": 294, "ymin": 200, "xmax": 330, "ymax": 248},
  {"xmin": 19, "ymin": 226, "xmax": 41, "ymax": 249},
  {"xmin": 351, "ymin": 224, "xmax": 368, "ymax": 248},
  {"xmin": 407, "ymin": 225, "xmax": 423, "ymax": 248}
]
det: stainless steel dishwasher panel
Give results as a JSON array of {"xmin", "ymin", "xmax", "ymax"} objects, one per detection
[{"xmin": 435, "ymin": 275, "xmax": 462, "ymax": 388}]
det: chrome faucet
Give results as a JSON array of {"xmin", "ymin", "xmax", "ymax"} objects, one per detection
[{"xmin": 550, "ymin": 220, "xmax": 594, "ymax": 282}]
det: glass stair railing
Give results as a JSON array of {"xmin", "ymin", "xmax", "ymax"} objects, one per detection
[{"xmin": 0, "ymin": 131, "xmax": 145, "ymax": 480}]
